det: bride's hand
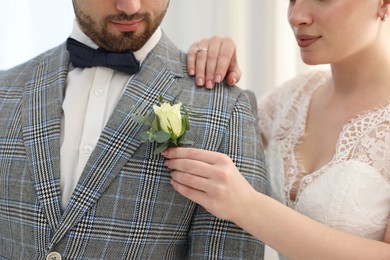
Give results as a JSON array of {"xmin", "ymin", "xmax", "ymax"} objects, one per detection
[
  {"xmin": 187, "ymin": 36, "xmax": 241, "ymax": 89},
  {"xmin": 162, "ymin": 147, "xmax": 255, "ymax": 222}
]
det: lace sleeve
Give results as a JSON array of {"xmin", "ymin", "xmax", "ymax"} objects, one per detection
[
  {"xmin": 257, "ymin": 91, "xmax": 277, "ymax": 146},
  {"xmin": 257, "ymin": 70, "xmax": 329, "ymax": 146}
]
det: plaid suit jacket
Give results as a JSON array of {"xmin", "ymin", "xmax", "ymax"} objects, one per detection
[{"xmin": 0, "ymin": 32, "xmax": 268, "ymax": 259}]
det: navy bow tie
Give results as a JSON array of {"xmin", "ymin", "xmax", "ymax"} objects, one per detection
[{"xmin": 66, "ymin": 37, "xmax": 140, "ymax": 74}]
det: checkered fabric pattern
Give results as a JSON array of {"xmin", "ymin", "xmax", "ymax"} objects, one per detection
[{"xmin": 0, "ymin": 32, "xmax": 268, "ymax": 259}]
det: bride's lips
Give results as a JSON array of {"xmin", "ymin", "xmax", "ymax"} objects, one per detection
[
  {"xmin": 296, "ymin": 34, "xmax": 321, "ymax": 48},
  {"xmin": 109, "ymin": 19, "xmax": 144, "ymax": 32}
]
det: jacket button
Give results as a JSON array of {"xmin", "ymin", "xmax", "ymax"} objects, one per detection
[{"xmin": 46, "ymin": 252, "xmax": 62, "ymax": 260}]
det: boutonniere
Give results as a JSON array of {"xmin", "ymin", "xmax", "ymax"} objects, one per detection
[{"xmin": 131, "ymin": 96, "xmax": 194, "ymax": 154}]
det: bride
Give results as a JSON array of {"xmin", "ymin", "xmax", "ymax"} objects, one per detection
[{"xmin": 166, "ymin": 0, "xmax": 390, "ymax": 259}]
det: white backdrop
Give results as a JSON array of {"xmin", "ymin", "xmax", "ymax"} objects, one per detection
[
  {"xmin": 0, "ymin": 1, "xmax": 74, "ymax": 70},
  {"xmin": 0, "ymin": 2, "xmax": 315, "ymax": 258}
]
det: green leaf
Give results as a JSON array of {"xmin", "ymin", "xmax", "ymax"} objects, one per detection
[
  {"xmin": 155, "ymin": 116, "xmax": 162, "ymax": 131},
  {"xmin": 154, "ymin": 142, "xmax": 169, "ymax": 155},
  {"xmin": 155, "ymin": 131, "xmax": 171, "ymax": 143},
  {"xmin": 179, "ymin": 138, "xmax": 194, "ymax": 145},
  {"xmin": 150, "ymin": 117, "xmax": 159, "ymax": 131},
  {"xmin": 182, "ymin": 105, "xmax": 190, "ymax": 115},
  {"xmin": 140, "ymin": 131, "xmax": 155, "ymax": 142},
  {"xmin": 183, "ymin": 115, "xmax": 190, "ymax": 131},
  {"xmin": 131, "ymin": 114, "xmax": 149, "ymax": 124}
]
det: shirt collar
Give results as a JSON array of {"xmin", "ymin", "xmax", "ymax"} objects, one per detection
[{"xmin": 70, "ymin": 20, "xmax": 161, "ymax": 63}]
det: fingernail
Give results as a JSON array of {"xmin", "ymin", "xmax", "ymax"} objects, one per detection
[
  {"xmin": 214, "ymin": 74, "xmax": 222, "ymax": 83},
  {"xmin": 161, "ymin": 150, "xmax": 168, "ymax": 156},
  {"xmin": 189, "ymin": 69, "xmax": 195, "ymax": 76},
  {"xmin": 196, "ymin": 77, "xmax": 204, "ymax": 86},
  {"xmin": 206, "ymin": 80, "xmax": 213, "ymax": 89},
  {"xmin": 231, "ymin": 77, "xmax": 237, "ymax": 85}
]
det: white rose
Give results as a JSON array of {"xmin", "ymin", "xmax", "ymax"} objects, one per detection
[{"xmin": 153, "ymin": 102, "xmax": 183, "ymax": 137}]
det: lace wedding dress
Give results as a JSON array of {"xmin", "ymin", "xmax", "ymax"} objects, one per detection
[{"xmin": 258, "ymin": 69, "xmax": 390, "ymax": 241}]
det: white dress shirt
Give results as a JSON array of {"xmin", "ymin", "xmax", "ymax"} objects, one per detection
[{"xmin": 60, "ymin": 21, "xmax": 161, "ymax": 210}]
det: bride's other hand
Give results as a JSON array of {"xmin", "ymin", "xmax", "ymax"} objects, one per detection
[{"xmin": 187, "ymin": 36, "xmax": 241, "ymax": 89}]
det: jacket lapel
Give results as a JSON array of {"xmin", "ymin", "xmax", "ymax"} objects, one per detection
[
  {"xmin": 21, "ymin": 45, "xmax": 69, "ymax": 234},
  {"xmin": 51, "ymin": 32, "xmax": 186, "ymax": 244}
]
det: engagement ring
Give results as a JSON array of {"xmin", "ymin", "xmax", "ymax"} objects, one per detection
[{"xmin": 196, "ymin": 45, "xmax": 208, "ymax": 53}]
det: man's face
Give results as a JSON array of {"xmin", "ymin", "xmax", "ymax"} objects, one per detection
[{"xmin": 72, "ymin": 0, "xmax": 170, "ymax": 52}]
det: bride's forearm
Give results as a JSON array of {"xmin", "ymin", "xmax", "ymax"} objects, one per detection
[{"xmin": 233, "ymin": 192, "xmax": 390, "ymax": 260}]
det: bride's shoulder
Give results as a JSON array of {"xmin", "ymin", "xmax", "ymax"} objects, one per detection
[{"xmin": 259, "ymin": 69, "xmax": 330, "ymax": 106}]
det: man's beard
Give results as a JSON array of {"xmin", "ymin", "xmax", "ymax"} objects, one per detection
[{"xmin": 75, "ymin": 10, "xmax": 166, "ymax": 52}]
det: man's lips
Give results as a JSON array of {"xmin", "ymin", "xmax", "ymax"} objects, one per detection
[
  {"xmin": 110, "ymin": 19, "xmax": 144, "ymax": 31},
  {"xmin": 296, "ymin": 35, "xmax": 321, "ymax": 48}
]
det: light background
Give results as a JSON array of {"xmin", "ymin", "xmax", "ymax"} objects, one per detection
[{"xmin": 0, "ymin": 1, "xmax": 322, "ymax": 258}]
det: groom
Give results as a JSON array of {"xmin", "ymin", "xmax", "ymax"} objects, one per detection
[{"xmin": 0, "ymin": 0, "xmax": 268, "ymax": 259}]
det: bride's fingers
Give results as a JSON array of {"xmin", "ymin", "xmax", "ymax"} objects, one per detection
[
  {"xmin": 194, "ymin": 38, "xmax": 211, "ymax": 87},
  {"xmin": 202, "ymin": 36, "xmax": 225, "ymax": 89},
  {"xmin": 162, "ymin": 147, "xmax": 227, "ymax": 166},
  {"xmin": 164, "ymin": 157, "xmax": 217, "ymax": 179},
  {"xmin": 211, "ymin": 37, "xmax": 237, "ymax": 85},
  {"xmin": 187, "ymin": 39, "xmax": 210, "ymax": 86},
  {"xmin": 225, "ymin": 55, "xmax": 242, "ymax": 86},
  {"xmin": 170, "ymin": 171, "xmax": 211, "ymax": 192},
  {"xmin": 187, "ymin": 37, "xmax": 240, "ymax": 88},
  {"xmin": 170, "ymin": 178, "xmax": 210, "ymax": 207},
  {"xmin": 187, "ymin": 41, "xmax": 199, "ymax": 76}
]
